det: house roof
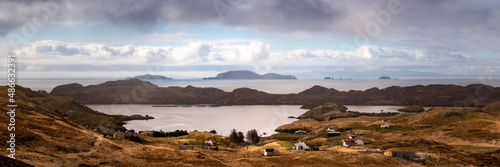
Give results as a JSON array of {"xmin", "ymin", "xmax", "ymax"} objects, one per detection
[
  {"xmin": 295, "ymin": 142, "xmax": 310, "ymax": 148},
  {"xmin": 265, "ymin": 149, "xmax": 276, "ymax": 152},
  {"xmin": 295, "ymin": 130, "xmax": 307, "ymax": 133}
]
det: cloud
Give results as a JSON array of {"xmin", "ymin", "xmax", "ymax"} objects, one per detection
[
  {"xmin": 7, "ymin": 40, "xmax": 497, "ymax": 78},
  {"xmin": 2, "ymin": 0, "xmax": 499, "ymax": 53}
]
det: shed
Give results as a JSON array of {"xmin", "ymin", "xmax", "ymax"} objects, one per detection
[
  {"xmin": 380, "ymin": 123, "xmax": 390, "ymax": 128},
  {"xmin": 264, "ymin": 149, "xmax": 280, "ymax": 156},
  {"xmin": 295, "ymin": 130, "xmax": 307, "ymax": 135},
  {"xmin": 205, "ymin": 139, "xmax": 217, "ymax": 146},
  {"xmin": 294, "ymin": 142, "xmax": 310, "ymax": 151}
]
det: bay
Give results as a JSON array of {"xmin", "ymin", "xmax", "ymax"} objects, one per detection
[
  {"xmin": 87, "ymin": 104, "xmax": 308, "ymax": 136},
  {"xmin": 87, "ymin": 104, "xmax": 415, "ymax": 136}
]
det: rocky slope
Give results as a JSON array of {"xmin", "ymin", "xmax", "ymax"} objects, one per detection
[{"xmin": 51, "ymin": 79, "xmax": 500, "ymax": 107}]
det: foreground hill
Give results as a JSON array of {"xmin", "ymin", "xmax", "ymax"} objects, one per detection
[
  {"xmin": 274, "ymin": 102, "xmax": 500, "ymax": 166},
  {"xmin": 51, "ymin": 79, "xmax": 500, "ymax": 107},
  {"xmin": 208, "ymin": 70, "xmax": 297, "ymax": 79}
]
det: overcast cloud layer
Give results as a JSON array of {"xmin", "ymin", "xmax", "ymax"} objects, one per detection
[{"xmin": 1, "ymin": 0, "xmax": 499, "ymax": 78}]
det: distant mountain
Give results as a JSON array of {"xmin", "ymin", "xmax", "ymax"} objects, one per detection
[
  {"xmin": 125, "ymin": 74, "xmax": 172, "ymax": 80},
  {"xmin": 50, "ymin": 79, "xmax": 500, "ymax": 108},
  {"xmin": 208, "ymin": 70, "xmax": 297, "ymax": 79}
]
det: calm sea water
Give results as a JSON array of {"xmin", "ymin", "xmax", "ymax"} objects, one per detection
[
  {"xmin": 87, "ymin": 104, "xmax": 416, "ymax": 136},
  {"xmin": 87, "ymin": 105, "xmax": 308, "ymax": 136}
]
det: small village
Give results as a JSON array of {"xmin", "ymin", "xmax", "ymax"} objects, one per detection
[{"xmin": 97, "ymin": 121, "xmax": 433, "ymax": 166}]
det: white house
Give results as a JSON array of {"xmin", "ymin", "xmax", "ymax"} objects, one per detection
[
  {"xmin": 294, "ymin": 142, "xmax": 310, "ymax": 151},
  {"xmin": 380, "ymin": 123, "xmax": 390, "ymax": 128}
]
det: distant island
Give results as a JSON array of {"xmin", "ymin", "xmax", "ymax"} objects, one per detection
[
  {"xmin": 125, "ymin": 74, "xmax": 172, "ymax": 80},
  {"xmin": 379, "ymin": 76, "xmax": 391, "ymax": 79},
  {"xmin": 204, "ymin": 70, "xmax": 297, "ymax": 80}
]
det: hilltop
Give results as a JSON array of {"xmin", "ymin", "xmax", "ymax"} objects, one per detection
[
  {"xmin": 207, "ymin": 70, "xmax": 297, "ymax": 79},
  {"xmin": 50, "ymin": 79, "xmax": 500, "ymax": 107}
]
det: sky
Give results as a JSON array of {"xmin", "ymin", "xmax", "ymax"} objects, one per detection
[{"xmin": 1, "ymin": 0, "xmax": 500, "ymax": 79}]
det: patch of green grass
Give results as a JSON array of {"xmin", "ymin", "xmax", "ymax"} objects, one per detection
[
  {"xmin": 277, "ymin": 141, "xmax": 294, "ymax": 148},
  {"xmin": 323, "ymin": 142, "xmax": 339, "ymax": 146},
  {"xmin": 327, "ymin": 136, "xmax": 345, "ymax": 141},
  {"xmin": 452, "ymin": 145, "xmax": 500, "ymax": 154}
]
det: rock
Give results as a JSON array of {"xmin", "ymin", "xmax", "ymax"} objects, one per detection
[{"xmin": 398, "ymin": 105, "xmax": 425, "ymax": 113}]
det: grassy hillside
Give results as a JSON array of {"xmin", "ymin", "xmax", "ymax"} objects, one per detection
[{"xmin": 274, "ymin": 102, "xmax": 500, "ymax": 166}]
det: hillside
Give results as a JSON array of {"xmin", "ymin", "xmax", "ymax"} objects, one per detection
[
  {"xmin": 1, "ymin": 85, "xmax": 419, "ymax": 166},
  {"xmin": 5, "ymin": 84, "xmax": 500, "ymax": 166},
  {"xmin": 209, "ymin": 70, "xmax": 297, "ymax": 79},
  {"xmin": 274, "ymin": 102, "xmax": 500, "ymax": 166},
  {"xmin": 51, "ymin": 79, "xmax": 500, "ymax": 107}
]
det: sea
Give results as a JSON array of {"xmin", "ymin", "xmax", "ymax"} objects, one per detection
[{"xmin": 17, "ymin": 77, "xmax": 500, "ymax": 136}]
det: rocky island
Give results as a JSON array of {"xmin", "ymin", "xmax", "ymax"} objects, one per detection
[
  {"xmin": 125, "ymin": 74, "xmax": 172, "ymax": 80},
  {"xmin": 379, "ymin": 76, "xmax": 391, "ymax": 79},
  {"xmin": 204, "ymin": 70, "xmax": 297, "ymax": 79}
]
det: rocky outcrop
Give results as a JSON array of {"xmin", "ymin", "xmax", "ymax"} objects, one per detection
[
  {"xmin": 297, "ymin": 103, "xmax": 351, "ymax": 121},
  {"xmin": 398, "ymin": 105, "xmax": 425, "ymax": 112},
  {"xmin": 210, "ymin": 70, "xmax": 297, "ymax": 79}
]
